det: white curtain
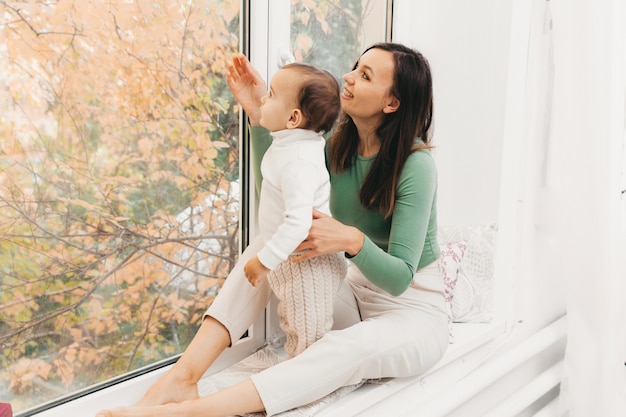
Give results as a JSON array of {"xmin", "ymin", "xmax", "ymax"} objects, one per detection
[{"xmin": 550, "ymin": 0, "xmax": 626, "ymax": 416}]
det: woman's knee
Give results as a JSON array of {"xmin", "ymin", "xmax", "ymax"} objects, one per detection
[{"xmin": 332, "ymin": 281, "xmax": 360, "ymax": 330}]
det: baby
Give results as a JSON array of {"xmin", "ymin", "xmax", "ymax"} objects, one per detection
[{"xmin": 243, "ymin": 62, "xmax": 346, "ymax": 357}]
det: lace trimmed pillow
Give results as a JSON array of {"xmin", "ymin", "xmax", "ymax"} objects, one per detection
[
  {"xmin": 438, "ymin": 224, "xmax": 497, "ymax": 324},
  {"xmin": 439, "ymin": 240, "xmax": 467, "ymax": 343}
]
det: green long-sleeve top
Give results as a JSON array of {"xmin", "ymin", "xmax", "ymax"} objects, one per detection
[{"xmin": 250, "ymin": 126, "xmax": 440, "ymax": 296}]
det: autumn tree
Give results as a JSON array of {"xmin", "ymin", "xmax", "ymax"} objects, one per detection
[
  {"xmin": 0, "ymin": 0, "xmax": 240, "ymax": 411},
  {"xmin": 291, "ymin": 0, "xmax": 381, "ymax": 77}
]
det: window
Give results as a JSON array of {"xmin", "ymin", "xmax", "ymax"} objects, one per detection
[
  {"xmin": 289, "ymin": 0, "xmax": 392, "ymax": 76},
  {"xmin": 0, "ymin": 1, "xmax": 244, "ymax": 413},
  {"xmin": 0, "ymin": 1, "xmax": 392, "ymax": 415}
]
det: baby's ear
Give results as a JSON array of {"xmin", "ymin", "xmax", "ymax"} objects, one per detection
[{"xmin": 287, "ymin": 108, "xmax": 305, "ymax": 129}]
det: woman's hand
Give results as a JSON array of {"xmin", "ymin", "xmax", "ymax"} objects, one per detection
[
  {"xmin": 226, "ymin": 53, "xmax": 266, "ymax": 126},
  {"xmin": 293, "ymin": 210, "xmax": 364, "ymax": 262}
]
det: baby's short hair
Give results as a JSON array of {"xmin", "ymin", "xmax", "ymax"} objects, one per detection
[{"xmin": 282, "ymin": 63, "xmax": 341, "ymax": 133}]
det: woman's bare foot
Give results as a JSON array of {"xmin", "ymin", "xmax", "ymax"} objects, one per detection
[
  {"xmin": 95, "ymin": 373, "xmax": 197, "ymax": 417},
  {"xmin": 95, "ymin": 318, "xmax": 242, "ymax": 417},
  {"xmin": 136, "ymin": 371, "xmax": 199, "ymax": 407}
]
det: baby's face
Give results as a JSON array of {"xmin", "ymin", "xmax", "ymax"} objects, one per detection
[{"xmin": 259, "ymin": 68, "xmax": 300, "ymax": 132}]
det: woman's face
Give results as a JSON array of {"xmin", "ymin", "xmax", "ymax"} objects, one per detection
[{"xmin": 341, "ymin": 48, "xmax": 397, "ymax": 123}]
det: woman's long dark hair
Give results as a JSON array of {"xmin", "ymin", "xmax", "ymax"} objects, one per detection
[{"xmin": 329, "ymin": 43, "xmax": 434, "ymax": 218}]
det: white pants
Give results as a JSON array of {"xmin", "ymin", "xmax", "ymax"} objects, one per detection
[{"xmin": 206, "ymin": 237, "xmax": 449, "ymax": 416}]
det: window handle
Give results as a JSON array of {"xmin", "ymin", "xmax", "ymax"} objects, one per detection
[{"xmin": 278, "ymin": 48, "xmax": 295, "ymax": 67}]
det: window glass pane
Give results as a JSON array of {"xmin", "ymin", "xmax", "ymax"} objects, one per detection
[
  {"xmin": 0, "ymin": 0, "xmax": 241, "ymax": 412},
  {"xmin": 290, "ymin": 0, "xmax": 391, "ymax": 77}
]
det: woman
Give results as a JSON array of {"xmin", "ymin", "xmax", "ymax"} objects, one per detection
[{"xmin": 97, "ymin": 42, "xmax": 448, "ymax": 417}]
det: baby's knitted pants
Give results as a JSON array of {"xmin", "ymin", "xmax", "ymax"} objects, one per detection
[{"xmin": 267, "ymin": 252, "xmax": 347, "ymax": 358}]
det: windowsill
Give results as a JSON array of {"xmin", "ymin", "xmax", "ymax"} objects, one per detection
[
  {"xmin": 26, "ymin": 320, "xmax": 507, "ymax": 417},
  {"xmin": 316, "ymin": 320, "xmax": 508, "ymax": 417}
]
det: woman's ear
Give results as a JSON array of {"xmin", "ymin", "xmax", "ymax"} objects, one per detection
[
  {"xmin": 382, "ymin": 96, "xmax": 400, "ymax": 114},
  {"xmin": 287, "ymin": 108, "xmax": 305, "ymax": 129}
]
